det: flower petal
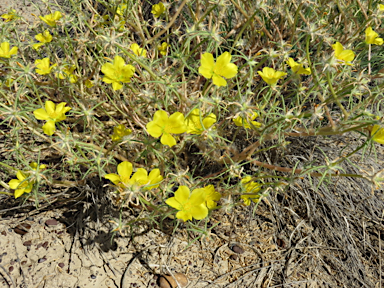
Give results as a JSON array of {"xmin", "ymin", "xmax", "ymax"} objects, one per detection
[
  {"xmin": 160, "ymin": 133, "xmax": 176, "ymax": 147},
  {"xmin": 219, "ymin": 63, "xmax": 238, "ymax": 79},
  {"xmin": 168, "ymin": 112, "xmax": 186, "ymax": 134},
  {"xmin": 174, "ymin": 186, "xmax": 190, "ymax": 204},
  {"xmin": 117, "ymin": 161, "xmax": 133, "ymax": 183},
  {"xmin": 8, "ymin": 179, "xmax": 21, "ymax": 190},
  {"xmin": 191, "ymin": 204, "xmax": 208, "ymax": 220},
  {"xmin": 199, "ymin": 53, "xmax": 214, "ymax": 79},
  {"xmin": 176, "ymin": 210, "xmax": 193, "ymax": 222},
  {"xmin": 129, "ymin": 168, "xmax": 148, "ymax": 185},
  {"xmin": 104, "ymin": 173, "xmax": 121, "ymax": 185},
  {"xmin": 212, "ymin": 74, "xmax": 227, "ymax": 86},
  {"xmin": 45, "ymin": 101, "xmax": 55, "ymax": 115},
  {"xmin": 42, "ymin": 120, "xmax": 56, "ymax": 135},
  {"xmin": 34, "ymin": 108, "xmax": 49, "ymax": 120},
  {"xmin": 166, "ymin": 197, "xmax": 183, "ymax": 210}
]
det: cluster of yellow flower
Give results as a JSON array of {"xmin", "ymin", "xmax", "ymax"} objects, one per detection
[{"xmin": 4, "ymin": 6, "xmax": 384, "ymax": 220}]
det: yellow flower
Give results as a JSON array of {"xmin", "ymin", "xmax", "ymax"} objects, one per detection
[
  {"xmin": 166, "ymin": 186, "xmax": 208, "ymax": 222},
  {"xmin": 199, "ymin": 52, "xmax": 238, "ymax": 87},
  {"xmin": 8, "ymin": 163, "xmax": 46, "ymax": 198},
  {"xmin": 185, "ymin": 108, "xmax": 216, "ymax": 135},
  {"xmin": 35, "ymin": 58, "xmax": 57, "ymax": 75},
  {"xmin": 101, "ymin": 55, "xmax": 135, "ymax": 90},
  {"xmin": 111, "ymin": 124, "xmax": 132, "ymax": 141},
  {"xmin": 380, "ymin": 4, "xmax": 384, "ymax": 11},
  {"xmin": 116, "ymin": 4, "xmax": 127, "ymax": 15},
  {"xmin": 39, "ymin": 11, "xmax": 63, "ymax": 27},
  {"xmin": 85, "ymin": 79, "xmax": 94, "ymax": 88},
  {"xmin": 130, "ymin": 43, "xmax": 147, "ymax": 57},
  {"xmin": 9, "ymin": 171, "xmax": 34, "ymax": 199},
  {"xmin": 240, "ymin": 176, "xmax": 262, "ymax": 206},
  {"xmin": 151, "ymin": 2, "xmax": 166, "ymax": 18},
  {"xmin": 0, "ymin": 42, "xmax": 18, "ymax": 58},
  {"xmin": 233, "ymin": 111, "xmax": 261, "ymax": 129},
  {"xmin": 56, "ymin": 65, "xmax": 78, "ymax": 83},
  {"xmin": 193, "ymin": 185, "xmax": 221, "ymax": 209},
  {"xmin": 371, "ymin": 124, "xmax": 384, "ymax": 144},
  {"xmin": 1, "ymin": 9, "xmax": 19, "ymax": 22},
  {"xmin": 33, "ymin": 101, "xmax": 71, "ymax": 135},
  {"xmin": 33, "ymin": 30, "xmax": 53, "ymax": 50},
  {"xmin": 157, "ymin": 42, "xmax": 169, "ymax": 56},
  {"xmin": 332, "ymin": 42, "xmax": 355, "ymax": 65},
  {"xmin": 105, "ymin": 161, "xmax": 163, "ymax": 191},
  {"xmin": 365, "ymin": 27, "xmax": 383, "ymax": 45},
  {"xmin": 257, "ymin": 67, "xmax": 287, "ymax": 86},
  {"xmin": 286, "ymin": 58, "xmax": 311, "ymax": 75},
  {"xmin": 146, "ymin": 110, "xmax": 187, "ymax": 147}
]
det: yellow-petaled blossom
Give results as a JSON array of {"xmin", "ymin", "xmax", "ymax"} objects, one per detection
[
  {"xmin": 130, "ymin": 43, "xmax": 147, "ymax": 57},
  {"xmin": 33, "ymin": 101, "xmax": 71, "ymax": 136},
  {"xmin": 146, "ymin": 110, "xmax": 187, "ymax": 147},
  {"xmin": 56, "ymin": 65, "xmax": 77, "ymax": 83},
  {"xmin": 166, "ymin": 186, "xmax": 209, "ymax": 222},
  {"xmin": 116, "ymin": 4, "xmax": 127, "ymax": 15},
  {"xmin": 286, "ymin": 58, "xmax": 311, "ymax": 75},
  {"xmin": 157, "ymin": 42, "xmax": 169, "ymax": 56},
  {"xmin": 8, "ymin": 162, "xmax": 46, "ymax": 198},
  {"xmin": 365, "ymin": 27, "xmax": 383, "ymax": 45},
  {"xmin": 257, "ymin": 67, "xmax": 287, "ymax": 86},
  {"xmin": 199, "ymin": 52, "xmax": 238, "ymax": 87},
  {"xmin": 185, "ymin": 108, "xmax": 216, "ymax": 135},
  {"xmin": 193, "ymin": 185, "xmax": 221, "ymax": 209},
  {"xmin": 380, "ymin": 4, "xmax": 384, "ymax": 11},
  {"xmin": 240, "ymin": 176, "xmax": 262, "ymax": 206},
  {"xmin": 1, "ymin": 9, "xmax": 19, "ymax": 22},
  {"xmin": 151, "ymin": 2, "xmax": 166, "ymax": 18},
  {"xmin": 33, "ymin": 30, "xmax": 53, "ymax": 50},
  {"xmin": 371, "ymin": 125, "xmax": 384, "ymax": 144},
  {"xmin": 0, "ymin": 42, "xmax": 18, "ymax": 58},
  {"xmin": 101, "ymin": 55, "xmax": 135, "ymax": 91},
  {"xmin": 35, "ymin": 58, "xmax": 57, "ymax": 75},
  {"xmin": 111, "ymin": 124, "xmax": 132, "ymax": 142},
  {"xmin": 84, "ymin": 79, "xmax": 94, "ymax": 88},
  {"xmin": 104, "ymin": 161, "xmax": 163, "ymax": 191},
  {"xmin": 332, "ymin": 42, "xmax": 355, "ymax": 65},
  {"xmin": 233, "ymin": 111, "xmax": 261, "ymax": 129},
  {"xmin": 39, "ymin": 11, "xmax": 63, "ymax": 27}
]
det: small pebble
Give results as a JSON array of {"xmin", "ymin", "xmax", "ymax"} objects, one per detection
[
  {"xmin": 14, "ymin": 228, "xmax": 28, "ymax": 236},
  {"xmin": 45, "ymin": 219, "xmax": 58, "ymax": 226},
  {"xmin": 1, "ymin": 231, "xmax": 6, "ymax": 236},
  {"xmin": 9, "ymin": 266, "xmax": 13, "ymax": 272},
  {"xmin": 91, "ymin": 275, "xmax": 96, "ymax": 279},
  {"xmin": 23, "ymin": 241, "xmax": 32, "ymax": 247},
  {"xmin": 231, "ymin": 245, "xmax": 244, "ymax": 254},
  {"xmin": 42, "ymin": 242, "xmax": 49, "ymax": 249},
  {"xmin": 58, "ymin": 263, "xmax": 64, "ymax": 268},
  {"xmin": 38, "ymin": 258, "xmax": 47, "ymax": 263},
  {"xmin": 158, "ymin": 273, "xmax": 188, "ymax": 288},
  {"xmin": 21, "ymin": 261, "xmax": 27, "ymax": 265}
]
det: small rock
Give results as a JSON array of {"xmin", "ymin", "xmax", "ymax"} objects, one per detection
[
  {"xmin": 9, "ymin": 266, "xmax": 13, "ymax": 272},
  {"xmin": 23, "ymin": 241, "xmax": 32, "ymax": 247},
  {"xmin": 58, "ymin": 263, "xmax": 64, "ymax": 268},
  {"xmin": 45, "ymin": 219, "xmax": 58, "ymax": 226},
  {"xmin": 14, "ymin": 228, "xmax": 28, "ymax": 236},
  {"xmin": 231, "ymin": 245, "xmax": 244, "ymax": 254},
  {"xmin": 158, "ymin": 273, "xmax": 188, "ymax": 288},
  {"xmin": 1, "ymin": 231, "xmax": 6, "ymax": 236},
  {"xmin": 91, "ymin": 275, "xmax": 96, "ymax": 279},
  {"xmin": 38, "ymin": 258, "xmax": 47, "ymax": 263}
]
